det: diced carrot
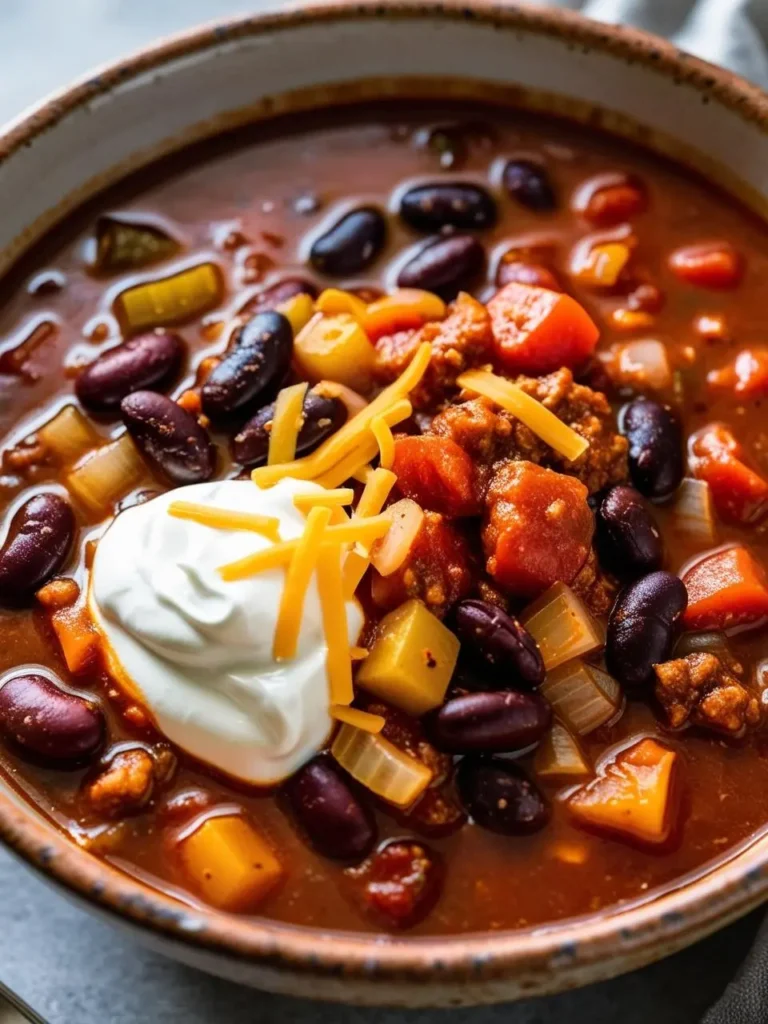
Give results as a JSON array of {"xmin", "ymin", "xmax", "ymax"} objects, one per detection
[
  {"xmin": 668, "ymin": 241, "xmax": 743, "ymax": 290},
  {"xmin": 690, "ymin": 423, "xmax": 768, "ymax": 524},
  {"xmin": 50, "ymin": 604, "xmax": 99, "ymax": 674},
  {"xmin": 682, "ymin": 545, "xmax": 768, "ymax": 631},
  {"xmin": 36, "ymin": 577, "xmax": 80, "ymax": 611},
  {"xmin": 483, "ymin": 461, "xmax": 594, "ymax": 598},
  {"xmin": 488, "ymin": 282, "xmax": 599, "ymax": 374},
  {"xmin": 568, "ymin": 738, "xmax": 680, "ymax": 846},
  {"xmin": 707, "ymin": 347, "xmax": 768, "ymax": 399},
  {"xmin": 392, "ymin": 435, "xmax": 481, "ymax": 517}
]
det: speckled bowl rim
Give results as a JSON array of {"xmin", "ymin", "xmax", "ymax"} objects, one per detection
[{"xmin": 2, "ymin": 0, "xmax": 768, "ymax": 996}]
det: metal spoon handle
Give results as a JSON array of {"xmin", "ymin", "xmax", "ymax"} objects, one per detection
[{"xmin": 0, "ymin": 983, "xmax": 47, "ymax": 1024}]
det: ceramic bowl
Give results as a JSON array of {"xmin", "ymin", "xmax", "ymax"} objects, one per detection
[{"xmin": 1, "ymin": 0, "xmax": 768, "ymax": 1006}]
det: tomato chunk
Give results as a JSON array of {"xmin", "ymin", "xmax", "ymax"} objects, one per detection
[
  {"xmin": 690, "ymin": 423, "xmax": 768, "ymax": 524},
  {"xmin": 568, "ymin": 738, "xmax": 680, "ymax": 846},
  {"xmin": 668, "ymin": 241, "xmax": 743, "ymax": 290},
  {"xmin": 707, "ymin": 347, "xmax": 768, "ymax": 400},
  {"xmin": 353, "ymin": 839, "xmax": 443, "ymax": 929},
  {"xmin": 483, "ymin": 460, "xmax": 594, "ymax": 598},
  {"xmin": 393, "ymin": 435, "xmax": 481, "ymax": 517},
  {"xmin": 488, "ymin": 282, "xmax": 599, "ymax": 375},
  {"xmin": 682, "ymin": 545, "xmax": 768, "ymax": 631}
]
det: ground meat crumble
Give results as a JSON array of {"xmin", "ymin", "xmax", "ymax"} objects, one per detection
[{"xmin": 654, "ymin": 652, "xmax": 760, "ymax": 735}]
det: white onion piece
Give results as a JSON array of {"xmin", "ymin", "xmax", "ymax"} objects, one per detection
[
  {"xmin": 670, "ymin": 478, "xmax": 717, "ymax": 546},
  {"xmin": 331, "ymin": 723, "xmax": 432, "ymax": 808},
  {"xmin": 540, "ymin": 659, "xmax": 623, "ymax": 736},
  {"xmin": 521, "ymin": 582, "xmax": 605, "ymax": 670},
  {"xmin": 369, "ymin": 498, "xmax": 424, "ymax": 577},
  {"xmin": 617, "ymin": 339, "xmax": 672, "ymax": 391},
  {"xmin": 66, "ymin": 433, "xmax": 145, "ymax": 514},
  {"xmin": 534, "ymin": 721, "xmax": 592, "ymax": 779}
]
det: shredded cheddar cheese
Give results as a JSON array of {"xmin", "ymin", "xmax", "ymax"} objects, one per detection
[
  {"xmin": 371, "ymin": 415, "xmax": 395, "ymax": 470},
  {"xmin": 356, "ymin": 468, "xmax": 397, "ymax": 519},
  {"xmin": 330, "ymin": 705, "xmax": 384, "ymax": 732},
  {"xmin": 293, "ymin": 488, "xmax": 354, "ymax": 512},
  {"xmin": 272, "ymin": 506, "xmax": 331, "ymax": 660},
  {"xmin": 316, "ymin": 543, "xmax": 355, "ymax": 706},
  {"xmin": 268, "ymin": 382, "xmax": 309, "ymax": 466},
  {"xmin": 314, "ymin": 434, "xmax": 380, "ymax": 490},
  {"xmin": 457, "ymin": 369, "xmax": 589, "ymax": 462},
  {"xmin": 350, "ymin": 646, "xmax": 369, "ymax": 660},
  {"xmin": 168, "ymin": 501, "xmax": 281, "ymax": 541},
  {"xmin": 352, "ymin": 465, "xmax": 374, "ymax": 484},
  {"xmin": 342, "ymin": 549, "xmax": 372, "ymax": 598}
]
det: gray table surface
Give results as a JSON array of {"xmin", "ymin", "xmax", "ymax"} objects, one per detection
[{"xmin": 0, "ymin": 2, "xmax": 763, "ymax": 1022}]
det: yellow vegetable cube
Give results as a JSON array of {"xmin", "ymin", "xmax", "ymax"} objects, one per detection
[
  {"xmin": 177, "ymin": 814, "xmax": 283, "ymax": 911},
  {"xmin": 356, "ymin": 598, "xmax": 459, "ymax": 715},
  {"xmin": 277, "ymin": 292, "xmax": 315, "ymax": 336},
  {"xmin": 294, "ymin": 313, "xmax": 375, "ymax": 391}
]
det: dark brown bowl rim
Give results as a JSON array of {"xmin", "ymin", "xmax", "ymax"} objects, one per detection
[{"xmin": 2, "ymin": 0, "xmax": 768, "ymax": 989}]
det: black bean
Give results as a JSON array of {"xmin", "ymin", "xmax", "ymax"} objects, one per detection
[
  {"xmin": 0, "ymin": 493, "xmax": 75, "ymax": 604},
  {"xmin": 399, "ymin": 183, "xmax": 497, "ymax": 232},
  {"xmin": 75, "ymin": 330, "xmax": 185, "ymax": 412},
  {"xmin": 426, "ymin": 691, "xmax": 551, "ymax": 754},
  {"xmin": 284, "ymin": 754, "xmax": 376, "ymax": 861},
  {"xmin": 620, "ymin": 398, "xmax": 684, "ymax": 500},
  {"xmin": 121, "ymin": 392, "xmax": 215, "ymax": 485},
  {"xmin": 309, "ymin": 207, "xmax": 386, "ymax": 276},
  {"xmin": 240, "ymin": 276, "xmax": 318, "ymax": 316},
  {"xmin": 502, "ymin": 159, "xmax": 557, "ymax": 211},
  {"xmin": 596, "ymin": 485, "xmax": 664, "ymax": 580},
  {"xmin": 232, "ymin": 389, "xmax": 346, "ymax": 467},
  {"xmin": 397, "ymin": 235, "xmax": 485, "ymax": 299},
  {"xmin": 202, "ymin": 311, "xmax": 293, "ymax": 419},
  {"xmin": 0, "ymin": 673, "xmax": 104, "ymax": 765},
  {"xmin": 457, "ymin": 756, "xmax": 550, "ymax": 836},
  {"xmin": 453, "ymin": 599, "xmax": 545, "ymax": 689},
  {"xmin": 605, "ymin": 571, "xmax": 688, "ymax": 690}
]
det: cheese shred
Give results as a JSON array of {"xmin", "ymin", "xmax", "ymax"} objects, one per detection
[
  {"xmin": 456, "ymin": 369, "xmax": 589, "ymax": 462},
  {"xmin": 272, "ymin": 506, "xmax": 331, "ymax": 661},
  {"xmin": 316, "ymin": 544, "xmax": 355, "ymax": 706},
  {"xmin": 268, "ymin": 382, "xmax": 309, "ymax": 466},
  {"xmin": 331, "ymin": 705, "xmax": 384, "ymax": 732},
  {"xmin": 293, "ymin": 488, "xmax": 354, "ymax": 512},
  {"xmin": 371, "ymin": 415, "xmax": 395, "ymax": 470},
  {"xmin": 168, "ymin": 502, "xmax": 281, "ymax": 541}
]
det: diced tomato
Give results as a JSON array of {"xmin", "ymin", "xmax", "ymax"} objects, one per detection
[
  {"xmin": 488, "ymin": 282, "xmax": 599, "ymax": 375},
  {"xmin": 690, "ymin": 423, "xmax": 768, "ymax": 524},
  {"xmin": 668, "ymin": 241, "xmax": 743, "ymax": 290},
  {"xmin": 483, "ymin": 460, "xmax": 594, "ymax": 598},
  {"xmin": 581, "ymin": 180, "xmax": 647, "ymax": 227},
  {"xmin": 707, "ymin": 347, "xmax": 768, "ymax": 399},
  {"xmin": 356, "ymin": 840, "xmax": 443, "ymax": 929},
  {"xmin": 682, "ymin": 545, "xmax": 768, "ymax": 631},
  {"xmin": 393, "ymin": 435, "xmax": 481, "ymax": 517}
]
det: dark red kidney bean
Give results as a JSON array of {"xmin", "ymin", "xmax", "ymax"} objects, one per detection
[
  {"xmin": 606, "ymin": 571, "xmax": 688, "ymax": 690},
  {"xmin": 75, "ymin": 330, "xmax": 184, "ymax": 412},
  {"xmin": 284, "ymin": 754, "xmax": 376, "ymax": 861},
  {"xmin": 0, "ymin": 673, "xmax": 104, "ymax": 764},
  {"xmin": 0, "ymin": 493, "xmax": 75, "ymax": 603},
  {"xmin": 596, "ymin": 485, "xmax": 663, "ymax": 580},
  {"xmin": 425, "ymin": 691, "xmax": 551, "ymax": 754},
  {"xmin": 232, "ymin": 390, "xmax": 346, "ymax": 467},
  {"xmin": 502, "ymin": 159, "xmax": 557, "ymax": 212},
  {"xmin": 457, "ymin": 756, "xmax": 550, "ymax": 836},
  {"xmin": 202, "ymin": 311, "xmax": 293, "ymax": 419},
  {"xmin": 309, "ymin": 207, "xmax": 386, "ymax": 276},
  {"xmin": 240, "ymin": 276, "xmax": 318, "ymax": 315},
  {"xmin": 397, "ymin": 235, "xmax": 485, "ymax": 298},
  {"xmin": 496, "ymin": 259, "xmax": 561, "ymax": 292},
  {"xmin": 399, "ymin": 183, "xmax": 497, "ymax": 232},
  {"xmin": 361, "ymin": 839, "xmax": 443, "ymax": 929},
  {"xmin": 620, "ymin": 398, "xmax": 684, "ymax": 500},
  {"xmin": 453, "ymin": 599, "xmax": 545, "ymax": 689},
  {"xmin": 121, "ymin": 392, "xmax": 215, "ymax": 485}
]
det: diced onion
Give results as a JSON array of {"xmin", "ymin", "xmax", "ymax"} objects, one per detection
[
  {"xmin": 670, "ymin": 478, "xmax": 717, "ymax": 546},
  {"xmin": 268, "ymin": 382, "xmax": 309, "ymax": 466},
  {"xmin": 369, "ymin": 498, "xmax": 424, "ymax": 577},
  {"xmin": 65, "ymin": 434, "xmax": 146, "ymax": 515},
  {"xmin": 534, "ymin": 721, "xmax": 592, "ymax": 778},
  {"xmin": 521, "ymin": 582, "xmax": 605, "ymax": 670},
  {"xmin": 331, "ymin": 723, "xmax": 432, "ymax": 807},
  {"xmin": 38, "ymin": 405, "xmax": 99, "ymax": 464},
  {"xmin": 113, "ymin": 262, "xmax": 223, "ymax": 335},
  {"xmin": 540, "ymin": 659, "xmax": 623, "ymax": 736}
]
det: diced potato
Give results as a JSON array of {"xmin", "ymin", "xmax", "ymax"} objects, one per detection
[
  {"xmin": 356, "ymin": 598, "xmax": 459, "ymax": 715},
  {"xmin": 66, "ymin": 434, "xmax": 146, "ymax": 515},
  {"xmin": 534, "ymin": 722, "xmax": 591, "ymax": 779},
  {"xmin": 568, "ymin": 738, "xmax": 680, "ymax": 845},
  {"xmin": 294, "ymin": 313, "xmax": 376, "ymax": 391},
  {"xmin": 521, "ymin": 582, "xmax": 605, "ymax": 670},
  {"xmin": 177, "ymin": 814, "xmax": 283, "ymax": 911},
  {"xmin": 331, "ymin": 723, "xmax": 432, "ymax": 807},
  {"xmin": 38, "ymin": 404, "xmax": 99, "ymax": 464}
]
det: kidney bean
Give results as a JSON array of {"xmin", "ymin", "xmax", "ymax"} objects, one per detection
[
  {"xmin": 457, "ymin": 756, "xmax": 550, "ymax": 835},
  {"xmin": 453, "ymin": 599, "xmax": 544, "ymax": 689},
  {"xmin": 284, "ymin": 754, "xmax": 376, "ymax": 861},
  {"xmin": 426, "ymin": 690, "xmax": 551, "ymax": 754},
  {"xmin": 0, "ymin": 672, "xmax": 104, "ymax": 764},
  {"xmin": 359, "ymin": 839, "xmax": 443, "ymax": 929},
  {"xmin": 397, "ymin": 235, "xmax": 485, "ymax": 298},
  {"xmin": 620, "ymin": 398, "xmax": 684, "ymax": 500},
  {"xmin": 240, "ymin": 276, "xmax": 318, "ymax": 315},
  {"xmin": 75, "ymin": 330, "xmax": 185, "ymax": 412},
  {"xmin": 502, "ymin": 159, "xmax": 557, "ymax": 212},
  {"xmin": 0, "ymin": 493, "xmax": 75, "ymax": 603},
  {"xmin": 668, "ymin": 241, "xmax": 743, "ymax": 290},
  {"xmin": 232, "ymin": 389, "xmax": 346, "ymax": 467},
  {"xmin": 309, "ymin": 207, "xmax": 386, "ymax": 276},
  {"xmin": 605, "ymin": 571, "xmax": 688, "ymax": 690},
  {"xmin": 596, "ymin": 485, "xmax": 663, "ymax": 580},
  {"xmin": 496, "ymin": 259, "xmax": 560, "ymax": 292},
  {"xmin": 121, "ymin": 391, "xmax": 215, "ymax": 485},
  {"xmin": 202, "ymin": 311, "xmax": 293, "ymax": 419},
  {"xmin": 399, "ymin": 183, "xmax": 497, "ymax": 233}
]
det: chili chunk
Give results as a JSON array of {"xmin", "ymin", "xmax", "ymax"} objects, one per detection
[{"xmin": 654, "ymin": 652, "xmax": 760, "ymax": 735}]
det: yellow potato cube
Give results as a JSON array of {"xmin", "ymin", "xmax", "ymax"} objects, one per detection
[
  {"xmin": 294, "ymin": 313, "xmax": 375, "ymax": 391},
  {"xmin": 178, "ymin": 814, "xmax": 283, "ymax": 912},
  {"xmin": 356, "ymin": 598, "xmax": 459, "ymax": 715}
]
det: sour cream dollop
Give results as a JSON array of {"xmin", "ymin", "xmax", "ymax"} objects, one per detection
[{"xmin": 89, "ymin": 478, "xmax": 363, "ymax": 785}]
